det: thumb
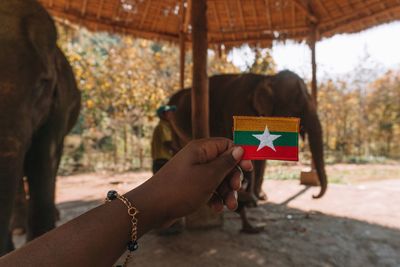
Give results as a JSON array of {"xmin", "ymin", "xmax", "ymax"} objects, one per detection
[{"xmin": 206, "ymin": 146, "xmax": 244, "ymax": 185}]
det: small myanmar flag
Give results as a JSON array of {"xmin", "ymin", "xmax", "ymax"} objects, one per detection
[{"xmin": 233, "ymin": 116, "xmax": 300, "ymax": 161}]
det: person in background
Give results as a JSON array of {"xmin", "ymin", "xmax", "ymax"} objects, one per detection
[
  {"xmin": 151, "ymin": 105, "xmax": 177, "ymax": 174},
  {"xmin": 151, "ymin": 105, "xmax": 184, "ymax": 234}
]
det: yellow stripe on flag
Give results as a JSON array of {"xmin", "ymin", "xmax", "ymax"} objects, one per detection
[{"xmin": 233, "ymin": 116, "xmax": 300, "ymax": 132}]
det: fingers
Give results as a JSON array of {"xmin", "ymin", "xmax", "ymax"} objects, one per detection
[
  {"xmin": 209, "ymin": 190, "xmax": 238, "ymax": 212},
  {"xmin": 187, "ymin": 138, "xmax": 252, "ymax": 172},
  {"xmin": 206, "ymin": 146, "xmax": 244, "ymax": 186},
  {"xmin": 224, "ymin": 191, "xmax": 238, "ymax": 210},
  {"xmin": 230, "ymin": 168, "xmax": 242, "ymax": 191},
  {"xmin": 189, "ymin": 138, "xmax": 234, "ymax": 164},
  {"xmin": 239, "ymin": 160, "xmax": 253, "ymax": 172},
  {"xmin": 208, "ymin": 193, "xmax": 224, "ymax": 213}
]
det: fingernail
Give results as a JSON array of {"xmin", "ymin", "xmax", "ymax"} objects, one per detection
[{"xmin": 232, "ymin": 146, "xmax": 244, "ymax": 161}]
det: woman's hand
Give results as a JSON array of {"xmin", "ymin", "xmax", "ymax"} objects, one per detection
[{"xmin": 145, "ymin": 138, "xmax": 253, "ymax": 225}]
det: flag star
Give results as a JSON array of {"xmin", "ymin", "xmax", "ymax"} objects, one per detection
[{"xmin": 252, "ymin": 125, "xmax": 281, "ymax": 152}]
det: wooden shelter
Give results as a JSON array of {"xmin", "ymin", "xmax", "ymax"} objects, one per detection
[
  {"xmin": 38, "ymin": 0, "xmax": 400, "ymax": 228},
  {"xmin": 40, "ymin": 0, "xmax": 400, "ymax": 46}
]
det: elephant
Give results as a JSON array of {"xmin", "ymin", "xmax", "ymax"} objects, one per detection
[
  {"xmin": 0, "ymin": 0, "xmax": 81, "ymax": 255},
  {"xmin": 168, "ymin": 70, "xmax": 327, "ymax": 232}
]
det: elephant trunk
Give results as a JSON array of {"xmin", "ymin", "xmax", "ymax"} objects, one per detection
[
  {"xmin": 304, "ymin": 110, "xmax": 328, "ymax": 198},
  {"xmin": 0, "ymin": 137, "xmax": 24, "ymax": 255}
]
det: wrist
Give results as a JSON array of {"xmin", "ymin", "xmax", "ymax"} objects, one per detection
[{"xmin": 125, "ymin": 177, "xmax": 170, "ymax": 236}]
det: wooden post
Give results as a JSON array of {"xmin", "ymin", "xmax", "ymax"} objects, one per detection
[
  {"xmin": 190, "ymin": 0, "xmax": 209, "ymax": 139},
  {"xmin": 310, "ymin": 23, "xmax": 317, "ymax": 106},
  {"xmin": 179, "ymin": 0, "xmax": 186, "ymax": 90},
  {"xmin": 300, "ymin": 23, "xmax": 319, "ymax": 186},
  {"xmin": 179, "ymin": 32, "xmax": 185, "ymax": 90},
  {"xmin": 185, "ymin": 0, "xmax": 223, "ymax": 229}
]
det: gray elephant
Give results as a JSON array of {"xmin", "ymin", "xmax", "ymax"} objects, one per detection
[
  {"xmin": 168, "ymin": 71, "xmax": 327, "ymax": 232},
  {"xmin": 0, "ymin": 0, "xmax": 81, "ymax": 255}
]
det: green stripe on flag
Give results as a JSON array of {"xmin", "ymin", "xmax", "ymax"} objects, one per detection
[{"xmin": 234, "ymin": 131, "xmax": 298, "ymax": 147}]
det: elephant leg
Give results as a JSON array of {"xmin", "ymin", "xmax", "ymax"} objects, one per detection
[
  {"xmin": 10, "ymin": 177, "xmax": 28, "ymax": 235},
  {"xmin": 25, "ymin": 137, "xmax": 63, "ymax": 241},
  {"xmin": 238, "ymin": 171, "xmax": 258, "ymax": 207},
  {"xmin": 0, "ymin": 172, "xmax": 19, "ymax": 255},
  {"xmin": 253, "ymin": 160, "xmax": 267, "ymax": 201},
  {"xmin": 238, "ymin": 205, "xmax": 264, "ymax": 234}
]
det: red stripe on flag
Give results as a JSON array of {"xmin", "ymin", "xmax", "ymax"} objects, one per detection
[{"xmin": 241, "ymin": 145, "xmax": 298, "ymax": 161}]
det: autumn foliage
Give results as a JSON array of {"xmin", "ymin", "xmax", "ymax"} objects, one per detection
[{"xmin": 56, "ymin": 23, "xmax": 400, "ymax": 173}]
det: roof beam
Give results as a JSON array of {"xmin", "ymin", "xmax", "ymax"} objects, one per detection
[
  {"xmin": 250, "ymin": 0, "xmax": 261, "ymax": 40},
  {"xmin": 139, "ymin": 0, "xmax": 151, "ymax": 29},
  {"xmin": 322, "ymin": 4, "xmax": 400, "ymax": 35},
  {"xmin": 223, "ymin": 1, "xmax": 236, "ymax": 41},
  {"xmin": 290, "ymin": 0, "xmax": 318, "ymax": 23},
  {"xmin": 81, "ymin": 0, "xmax": 88, "ymax": 16},
  {"xmin": 314, "ymin": 0, "xmax": 330, "ymax": 18},
  {"xmin": 212, "ymin": 25, "xmax": 309, "ymax": 35},
  {"xmin": 264, "ymin": 0, "xmax": 272, "ymax": 29},
  {"xmin": 96, "ymin": 0, "xmax": 104, "ymax": 19},
  {"xmin": 236, "ymin": 0, "xmax": 248, "ymax": 39},
  {"xmin": 184, "ymin": 0, "xmax": 192, "ymax": 33},
  {"xmin": 292, "ymin": 1, "xmax": 296, "ymax": 28},
  {"xmin": 64, "ymin": 0, "xmax": 71, "ymax": 11},
  {"xmin": 211, "ymin": 1, "xmax": 224, "ymax": 40}
]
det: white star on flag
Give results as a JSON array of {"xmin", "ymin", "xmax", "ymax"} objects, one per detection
[{"xmin": 252, "ymin": 125, "xmax": 281, "ymax": 152}]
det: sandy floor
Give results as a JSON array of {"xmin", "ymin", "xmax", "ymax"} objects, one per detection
[{"xmin": 14, "ymin": 166, "xmax": 400, "ymax": 267}]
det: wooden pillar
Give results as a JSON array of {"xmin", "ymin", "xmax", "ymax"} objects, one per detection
[
  {"xmin": 179, "ymin": 0, "xmax": 186, "ymax": 90},
  {"xmin": 179, "ymin": 32, "xmax": 185, "ymax": 90},
  {"xmin": 309, "ymin": 23, "xmax": 317, "ymax": 106},
  {"xmin": 190, "ymin": 0, "xmax": 209, "ymax": 139},
  {"xmin": 300, "ymin": 23, "xmax": 319, "ymax": 186},
  {"xmin": 185, "ymin": 0, "xmax": 223, "ymax": 229}
]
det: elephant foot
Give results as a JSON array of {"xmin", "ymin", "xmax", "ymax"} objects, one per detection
[
  {"xmin": 55, "ymin": 207, "xmax": 60, "ymax": 222},
  {"xmin": 12, "ymin": 227, "xmax": 26, "ymax": 236},
  {"xmin": 10, "ymin": 209, "xmax": 27, "ymax": 236},
  {"xmin": 240, "ymin": 225, "xmax": 264, "ymax": 234},
  {"xmin": 239, "ymin": 206, "xmax": 264, "ymax": 234},
  {"xmin": 257, "ymin": 190, "xmax": 268, "ymax": 201},
  {"xmin": 3, "ymin": 232, "xmax": 15, "ymax": 256}
]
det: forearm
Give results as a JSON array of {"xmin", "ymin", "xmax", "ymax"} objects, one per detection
[
  {"xmin": 0, "ymin": 177, "xmax": 167, "ymax": 267},
  {"xmin": 0, "ymin": 138, "xmax": 248, "ymax": 267}
]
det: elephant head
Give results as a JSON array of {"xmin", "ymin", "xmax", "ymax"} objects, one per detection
[
  {"xmin": 167, "ymin": 71, "xmax": 327, "ymax": 200},
  {"xmin": 270, "ymin": 70, "xmax": 327, "ymax": 198},
  {"xmin": 0, "ymin": 0, "xmax": 81, "ymax": 254},
  {"xmin": 0, "ymin": 1, "xmax": 57, "ymax": 152}
]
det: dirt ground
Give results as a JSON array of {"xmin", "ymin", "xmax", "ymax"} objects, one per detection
[{"xmin": 14, "ymin": 164, "xmax": 400, "ymax": 267}]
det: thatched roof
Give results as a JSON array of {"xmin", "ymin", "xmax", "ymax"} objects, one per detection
[{"xmin": 38, "ymin": 0, "xmax": 400, "ymax": 47}]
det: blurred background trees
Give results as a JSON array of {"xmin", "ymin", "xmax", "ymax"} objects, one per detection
[{"xmin": 56, "ymin": 23, "xmax": 400, "ymax": 174}]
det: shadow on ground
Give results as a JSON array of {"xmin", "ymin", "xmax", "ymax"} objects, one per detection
[
  {"xmin": 13, "ymin": 175, "xmax": 400, "ymax": 267},
  {"xmin": 129, "ymin": 203, "xmax": 400, "ymax": 267},
  {"xmin": 23, "ymin": 196, "xmax": 397, "ymax": 267}
]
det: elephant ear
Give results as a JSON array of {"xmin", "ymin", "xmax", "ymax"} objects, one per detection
[
  {"xmin": 296, "ymin": 79, "xmax": 314, "ymax": 113},
  {"xmin": 51, "ymin": 47, "xmax": 81, "ymax": 132},
  {"xmin": 252, "ymin": 79, "xmax": 274, "ymax": 116},
  {"xmin": 25, "ymin": 11, "xmax": 57, "ymax": 71}
]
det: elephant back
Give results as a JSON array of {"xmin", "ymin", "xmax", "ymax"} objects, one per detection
[{"xmin": 208, "ymin": 73, "xmax": 270, "ymax": 138}]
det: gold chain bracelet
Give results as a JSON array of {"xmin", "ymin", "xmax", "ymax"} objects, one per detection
[{"xmin": 105, "ymin": 190, "xmax": 139, "ymax": 267}]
